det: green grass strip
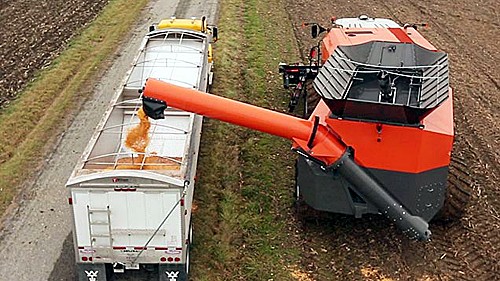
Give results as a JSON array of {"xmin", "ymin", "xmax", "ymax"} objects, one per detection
[{"xmin": 190, "ymin": 0, "xmax": 304, "ymax": 280}]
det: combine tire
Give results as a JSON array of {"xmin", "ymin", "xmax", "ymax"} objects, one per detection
[
  {"xmin": 305, "ymin": 79, "xmax": 320, "ymax": 118},
  {"xmin": 434, "ymin": 157, "xmax": 472, "ymax": 222}
]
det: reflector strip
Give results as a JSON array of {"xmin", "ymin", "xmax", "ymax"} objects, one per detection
[
  {"xmin": 114, "ymin": 188, "xmax": 137, "ymax": 192},
  {"xmin": 113, "ymin": 246, "xmax": 126, "ymax": 250},
  {"xmin": 155, "ymin": 247, "xmax": 168, "ymax": 250},
  {"xmin": 388, "ymin": 28, "xmax": 413, "ymax": 43}
]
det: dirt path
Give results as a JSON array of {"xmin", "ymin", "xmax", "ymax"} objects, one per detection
[
  {"xmin": 286, "ymin": 1, "xmax": 499, "ymax": 280},
  {"xmin": 0, "ymin": 1, "xmax": 217, "ymax": 280}
]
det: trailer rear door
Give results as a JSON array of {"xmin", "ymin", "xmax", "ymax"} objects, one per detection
[{"xmin": 72, "ymin": 188, "xmax": 183, "ymax": 251}]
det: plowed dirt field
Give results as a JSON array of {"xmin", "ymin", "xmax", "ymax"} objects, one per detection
[
  {"xmin": 286, "ymin": 1, "xmax": 499, "ymax": 280},
  {"xmin": 0, "ymin": 0, "xmax": 108, "ymax": 107}
]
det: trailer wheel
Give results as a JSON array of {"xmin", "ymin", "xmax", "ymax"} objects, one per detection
[
  {"xmin": 185, "ymin": 223, "xmax": 193, "ymax": 275},
  {"xmin": 185, "ymin": 249, "xmax": 190, "ymax": 275},
  {"xmin": 434, "ymin": 159, "xmax": 472, "ymax": 222},
  {"xmin": 189, "ymin": 224, "xmax": 194, "ymax": 246}
]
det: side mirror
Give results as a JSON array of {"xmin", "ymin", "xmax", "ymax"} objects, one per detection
[
  {"xmin": 311, "ymin": 25, "xmax": 319, "ymax": 38},
  {"xmin": 212, "ymin": 26, "xmax": 218, "ymax": 42},
  {"xmin": 311, "ymin": 24, "xmax": 326, "ymax": 39}
]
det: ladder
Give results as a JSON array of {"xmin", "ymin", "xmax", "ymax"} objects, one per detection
[{"xmin": 87, "ymin": 206, "xmax": 113, "ymax": 261}]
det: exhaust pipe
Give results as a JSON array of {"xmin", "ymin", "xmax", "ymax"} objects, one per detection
[{"xmin": 142, "ymin": 78, "xmax": 431, "ymax": 241}]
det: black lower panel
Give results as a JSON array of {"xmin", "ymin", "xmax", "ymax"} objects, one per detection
[{"xmin": 296, "ymin": 156, "xmax": 448, "ymax": 221}]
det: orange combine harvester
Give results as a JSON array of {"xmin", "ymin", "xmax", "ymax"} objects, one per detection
[{"xmin": 142, "ymin": 15, "xmax": 463, "ymax": 241}]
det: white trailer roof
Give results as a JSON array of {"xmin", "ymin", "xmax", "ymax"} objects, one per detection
[
  {"xmin": 127, "ymin": 29, "xmax": 208, "ymax": 89},
  {"xmin": 335, "ymin": 15, "xmax": 400, "ymax": 28},
  {"xmin": 69, "ymin": 29, "xmax": 209, "ymax": 185}
]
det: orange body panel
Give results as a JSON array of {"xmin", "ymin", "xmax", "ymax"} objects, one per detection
[
  {"xmin": 317, "ymin": 88, "xmax": 454, "ymax": 173},
  {"xmin": 312, "ymin": 24, "xmax": 453, "ymax": 173}
]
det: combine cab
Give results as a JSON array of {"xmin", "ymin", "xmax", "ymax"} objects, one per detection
[{"xmin": 140, "ymin": 16, "xmax": 467, "ymax": 241}]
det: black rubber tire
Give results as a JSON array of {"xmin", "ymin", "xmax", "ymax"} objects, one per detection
[
  {"xmin": 434, "ymin": 158, "xmax": 472, "ymax": 222},
  {"xmin": 305, "ymin": 79, "xmax": 321, "ymax": 118},
  {"xmin": 185, "ymin": 224, "xmax": 193, "ymax": 275},
  {"xmin": 435, "ymin": 181, "xmax": 471, "ymax": 222}
]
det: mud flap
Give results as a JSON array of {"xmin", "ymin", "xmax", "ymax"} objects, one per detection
[
  {"xmin": 76, "ymin": 263, "xmax": 108, "ymax": 281},
  {"xmin": 159, "ymin": 264, "xmax": 187, "ymax": 281}
]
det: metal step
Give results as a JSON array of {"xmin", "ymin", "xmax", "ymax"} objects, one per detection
[
  {"xmin": 91, "ymin": 245, "xmax": 110, "ymax": 249},
  {"xmin": 88, "ymin": 208, "xmax": 110, "ymax": 213},
  {"xmin": 91, "ymin": 233, "xmax": 111, "ymax": 238},
  {"xmin": 89, "ymin": 221, "xmax": 109, "ymax": 225}
]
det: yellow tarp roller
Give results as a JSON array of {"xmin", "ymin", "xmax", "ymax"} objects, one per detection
[{"xmin": 157, "ymin": 18, "xmax": 207, "ymax": 32}]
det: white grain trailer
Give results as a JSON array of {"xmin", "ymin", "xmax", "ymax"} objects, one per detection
[{"xmin": 66, "ymin": 18, "xmax": 217, "ymax": 281}]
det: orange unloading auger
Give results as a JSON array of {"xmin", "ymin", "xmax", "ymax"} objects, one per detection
[
  {"xmin": 142, "ymin": 78, "xmax": 346, "ymax": 166},
  {"xmin": 142, "ymin": 78, "xmax": 432, "ymax": 241}
]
